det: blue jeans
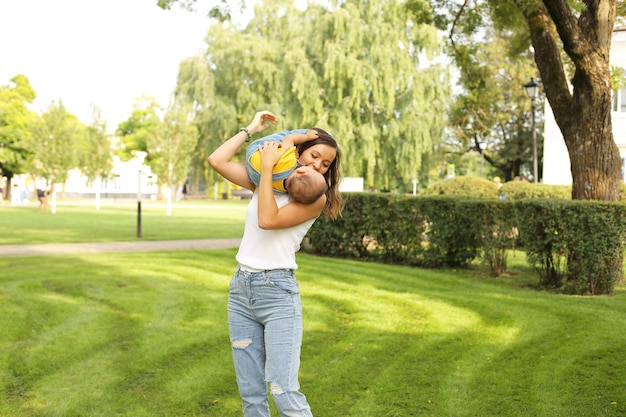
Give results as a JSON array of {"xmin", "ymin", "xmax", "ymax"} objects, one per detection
[{"xmin": 228, "ymin": 267, "xmax": 313, "ymax": 417}]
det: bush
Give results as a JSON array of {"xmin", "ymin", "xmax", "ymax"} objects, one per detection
[
  {"xmin": 308, "ymin": 193, "xmax": 626, "ymax": 295},
  {"xmin": 515, "ymin": 199, "xmax": 626, "ymax": 294},
  {"xmin": 499, "ymin": 181, "xmax": 571, "ymax": 200},
  {"xmin": 419, "ymin": 176, "xmax": 499, "ymax": 199}
]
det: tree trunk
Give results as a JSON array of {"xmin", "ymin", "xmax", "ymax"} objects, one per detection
[
  {"xmin": 518, "ymin": 0, "xmax": 623, "ymax": 293},
  {"xmin": 522, "ymin": 0, "xmax": 620, "ymax": 201},
  {"xmin": 561, "ymin": 88, "xmax": 621, "ymax": 201}
]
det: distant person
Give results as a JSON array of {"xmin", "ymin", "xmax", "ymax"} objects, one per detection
[
  {"xmin": 182, "ymin": 179, "xmax": 190, "ymax": 199},
  {"xmin": 246, "ymin": 129, "xmax": 328, "ymax": 204},
  {"xmin": 494, "ymin": 176, "xmax": 506, "ymax": 200},
  {"xmin": 37, "ymin": 189, "xmax": 49, "ymax": 213}
]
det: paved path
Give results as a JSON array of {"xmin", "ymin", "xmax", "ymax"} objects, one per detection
[{"xmin": 0, "ymin": 238, "xmax": 242, "ymax": 258}]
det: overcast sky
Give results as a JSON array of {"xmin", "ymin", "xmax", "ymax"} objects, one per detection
[{"xmin": 0, "ymin": 0, "xmax": 215, "ymax": 132}]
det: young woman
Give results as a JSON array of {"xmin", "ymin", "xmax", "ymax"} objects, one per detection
[{"xmin": 207, "ymin": 110, "xmax": 343, "ymax": 417}]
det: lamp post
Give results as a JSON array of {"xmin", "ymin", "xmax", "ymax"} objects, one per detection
[
  {"xmin": 524, "ymin": 77, "xmax": 540, "ymax": 183},
  {"xmin": 137, "ymin": 169, "xmax": 142, "ymax": 238}
]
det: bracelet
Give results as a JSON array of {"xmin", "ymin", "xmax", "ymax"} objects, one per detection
[{"xmin": 239, "ymin": 127, "xmax": 252, "ymax": 141}]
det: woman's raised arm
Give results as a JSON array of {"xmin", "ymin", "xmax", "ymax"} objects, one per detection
[{"xmin": 207, "ymin": 111, "xmax": 278, "ymax": 189}]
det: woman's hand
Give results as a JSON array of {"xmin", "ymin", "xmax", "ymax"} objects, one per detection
[
  {"xmin": 247, "ymin": 111, "xmax": 278, "ymax": 136},
  {"xmin": 258, "ymin": 141, "xmax": 285, "ymax": 172},
  {"xmin": 207, "ymin": 110, "xmax": 278, "ymax": 190}
]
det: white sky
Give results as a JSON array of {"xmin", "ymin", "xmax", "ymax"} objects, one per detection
[{"xmin": 0, "ymin": 0, "xmax": 214, "ymax": 132}]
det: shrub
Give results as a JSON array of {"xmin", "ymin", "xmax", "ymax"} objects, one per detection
[
  {"xmin": 308, "ymin": 193, "xmax": 626, "ymax": 295},
  {"xmin": 419, "ymin": 176, "xmax": 499, "ymax": 199},
  {"xmin": 499, "ymin": 181, "xmax": 571, "ymax": 200}
]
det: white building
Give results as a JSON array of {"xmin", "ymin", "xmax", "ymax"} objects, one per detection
[
  {"xmin": 61, "ymin": 153, "xmax": 158, "ymax": 199},
  {"xmin": 542, "ymin": 28, "xmax": 626, "ymax": 185}
]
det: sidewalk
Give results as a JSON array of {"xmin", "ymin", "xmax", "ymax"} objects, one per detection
[{"xmin": 0, "ymin": 238, "xmax": 242, "ymax": 258}]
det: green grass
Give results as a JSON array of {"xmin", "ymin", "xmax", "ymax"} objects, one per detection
[
  {"xmin": 0, "ymin": 199, "xmax": 247, "ymax": 244},
  {"xmin": 1, "ymin": 202, "xmax": 626, "ymax": 416}
]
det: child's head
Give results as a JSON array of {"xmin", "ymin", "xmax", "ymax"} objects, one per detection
[{"xmin": 285, "ymin": 165, "xmax": 328, "ymax": 204}]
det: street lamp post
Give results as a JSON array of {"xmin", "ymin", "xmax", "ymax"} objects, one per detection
[
  {"xmin": 137, "ymin": 169, "xmax": 142, "ymax": 238},
  {"xmin": 524, "ymin": 77, "xmax": 540, "ymax": 183}
]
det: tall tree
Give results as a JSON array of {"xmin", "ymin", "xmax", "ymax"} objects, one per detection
[
  {"xmin": 27, "ymin": 101, "xmax": 83, "ymax": 195},
  {"xmin": 156, "ymin": 0, "xmax": 242, "ymax": 20},
  {"xmin": 174, "ymin": 55, "xmax": 220, "ymax": 194},
  {"xmin": 175, "ymin": 0, "xmax": 450, "ymax": 192},
  {"xmin": 0, "ymin": 75, "xmax": 37, "ymax": 192},
  {"xmin": 526, "ymin": 0, "xmax": 620, "ymax": 200},
  {"xmin": 445, "ymin": 23, "xmax": 542, "ymax": 181},
  {"xmin": 78, "ymin": 106, "xmax": 113, "ymax": 187},
  {"xmin": 417, "ymin": 0, "xmax": 623, "ymax": 200},
  {"xmin": 147, "ymin": 103, "xmax": 198, "ymax": 202},
  {"xmin": 115, "ymin": 95, "xmax": 162, "ymax": 162},
  {"xmin": 116, "ymin": 95, "xmax": 198, "ymax": 200}
]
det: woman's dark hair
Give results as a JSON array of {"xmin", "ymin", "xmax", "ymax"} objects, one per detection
[{"xmin": 296, "ymin": 128, "xmax": 344, "ymax": 219}]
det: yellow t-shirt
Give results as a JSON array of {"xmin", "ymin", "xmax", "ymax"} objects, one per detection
[{"xmin": 248, "ymin": 146, "xmax": 297, "ymax": 192}]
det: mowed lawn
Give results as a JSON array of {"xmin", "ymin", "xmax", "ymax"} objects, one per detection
[
  {"xmin": 1, "ymin": 201, "xmax": 626, "ymax": 416},
  {"xmin": 0, "ymin": 199, "xmax": 249, "ymax": 244}
]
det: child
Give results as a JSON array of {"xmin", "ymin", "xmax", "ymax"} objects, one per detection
[{"xmin": 246, "ymin": 129, "xmax": 328, "ymax": 204}]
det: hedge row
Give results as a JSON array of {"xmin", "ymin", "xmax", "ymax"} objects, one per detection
[
  {"xmin": 306, "ymin": 193, "xmax": 626, "ymax": 295},
  {"xmin": 418, "ymin": 175, "xmax": 626, "ymax": 202}
]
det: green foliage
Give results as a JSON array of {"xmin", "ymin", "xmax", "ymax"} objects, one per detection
[
  {"xmin": 0, "ymin": 75, "xmax": 37, "ymax": 180},
  {"xmin": 500, "ymin": 180, "xmax": 571, "ymax": 200},
  {"xmin": 27, "ymin": 101, "xmax": 84, "ymax": 186},
  {"xmin": 309, "ymin": 192, "xmax": 626, "ymax": 294},
  {"xmin": 423, "ymin": 179, "xmax": 626, "ymax": 203},
  {"xmin": 115, "ymin": 96, "xmax": 161, "ymax": 162},
  {"xmin": 500, "ymin": 181, "xmax": 626, "ymax": 202},
  {"xmin": 148, "ymin": 104, "xmax": 199, "ymax": 192},
  {"xmin": 515, "ymin": 200, "xmax": 626, "ymax": 294},
  {"xmin": 433, "ymin": 5, "xmax": 541, "ymax": 182},
  {"xmin": 309, "ymin": 193, "xmax": 482, "ymax": 268},
  {"xmin": 78, "ymin": 106, "xmax": 114, "ymax": 184},
  {"xmin": 419, "ymin": 175, "xmax": 500, "ymax": 198},
  {"xmin": 174, "ymin": 0, "xmax": 450, "ymax": 192}
]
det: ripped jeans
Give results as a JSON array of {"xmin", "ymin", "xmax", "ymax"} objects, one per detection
[{"xmin": 228, "ymin": 267, "xmax": 313, "ymax": 417}]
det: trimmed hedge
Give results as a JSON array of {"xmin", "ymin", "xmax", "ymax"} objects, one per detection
[
  {"xmin": 419, "ymin": 176, "xmax": 500, "ymax": 199},
  {"xmin": 307, "ymin": 193, "xmax": 626, "ymax": 295},
  {"xmin": 418, "ymin": 175, "xmax": 626, "ymax": 202}
]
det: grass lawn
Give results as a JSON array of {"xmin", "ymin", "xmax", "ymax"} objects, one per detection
[
  {"xmin": 1, "ymin": 200, "xmax": 625, "ymax": 416},
  {"xmin": 0, "ymin": 199, "xmax": 248, "ymax": 244}
]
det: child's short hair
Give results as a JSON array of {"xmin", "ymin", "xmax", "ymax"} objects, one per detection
[{"xmin": 287, "ymin": 173, "xmax": 328, "ymax": 204}]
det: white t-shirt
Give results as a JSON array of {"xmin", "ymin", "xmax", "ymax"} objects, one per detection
[{"xmin": 236, "ymin": 191, "xmax": 317, "ymax": 271}]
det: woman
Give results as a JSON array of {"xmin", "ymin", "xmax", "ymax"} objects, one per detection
[{"xmin": 208, "ymin": 110, "xmax": 343, "ymax": 417}]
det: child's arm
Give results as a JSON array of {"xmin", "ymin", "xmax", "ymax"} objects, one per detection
[{"xmin": 281, "ymin": 129, "xmax": 319, "ymax": 148}]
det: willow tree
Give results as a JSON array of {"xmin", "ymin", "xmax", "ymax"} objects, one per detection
[
  {"xmin": 174, "ymin": 54, "xmax": 234, "ymax": 194},
  {"xmin": 174, "ymin": 0, "xmax": 450, "ymax": 192}
]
